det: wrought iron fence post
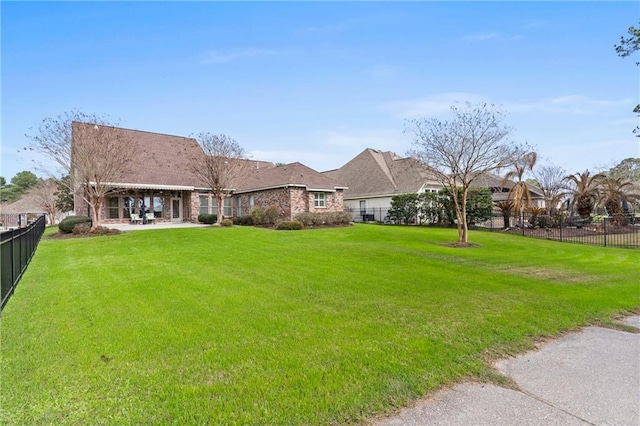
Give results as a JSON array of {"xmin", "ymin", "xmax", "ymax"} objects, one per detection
[
  {"xmin": 603, "ymin": 217, "xmax": 607, "ymax": 247},
  {"xmin": 1, "ymin": 215, "xmax": 46, "ymax": 311}
]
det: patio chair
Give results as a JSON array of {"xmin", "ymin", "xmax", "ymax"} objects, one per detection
[
  {"xmin": 145, "ymin": 213, "xmax": 156, "ymax": 224},
  {"xmin": 130, "ymin": 213, "xmax": 142, "ymax": 224}
]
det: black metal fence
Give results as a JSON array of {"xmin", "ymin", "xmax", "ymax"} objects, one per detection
[
  {"xmin": 1, "ymin": 215, "xmax": 46, "ymax": 311},
  {"xmin": 350, "ymin": 208, "xmax": 391, "ymax": 223},
  {"xmin": 351, "ymin": 207, "xmax": 639, "ymax": 248},
  {"xmin": 475, "ymin": 212, "xmax": 639, "ymax": 248}
]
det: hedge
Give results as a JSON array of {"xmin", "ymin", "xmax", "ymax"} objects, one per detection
[{"xmin": 58, "ymin": 216, "xmax": 92, "ymax": 233}]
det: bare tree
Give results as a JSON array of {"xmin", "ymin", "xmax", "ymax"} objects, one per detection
[
  {"xmin": 189, "ymin": 133, "xmax": 246, "ymax": 225},
  {"xmin": 407, "ymin": 102, "xmax": 519, "ymax": 244},
  {"xmin": 26, "ymin": 111, "xmax": 134, "ymax": 229},
  {"xmin": 533, "ymin": 165, "xmax": 568, "ymax": 214},
  {"xmin": 30, "ymin": 179, "xmax": 60, "ymax": 224}
]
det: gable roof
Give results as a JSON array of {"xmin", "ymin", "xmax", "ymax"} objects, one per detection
[
  {"xmin": 323, "ymin": 148, "xmax": 439, "ymax": 199},
  {"xmin": 73, "ymin": 122, "xmax": 208, "ymax": 190},
  {"xmin": 0, "ymin": 192, "xmax": 46, "ymax": 215},
  {"xmin": 72, "ymin": 122, "xmax": 345, "ymax": 194},
  {"xmin": 235, "ymin": 162, "xmax": 347, "ymax": 194},
  {"xmin": 472, "ymin": 172, "xmax": 544, "ymax": 200}
]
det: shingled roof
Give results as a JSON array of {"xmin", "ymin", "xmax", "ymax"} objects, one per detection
[
  {"xmin": 323, "ymin": 148, "xmax": 439, "ymax": 199},
  {"xmin": 72, "ymin": 122, "xmax": 345, "ymax": 193},
  {"xmin": 72, "ymin": 122, "xmax": 208, "ymax": 190},
  {"xmin": 235, "ymin": 162, "xmax": 347, "ymax": 194},
  {"xmin": 472, "ymin": 172, "xmax": 544, "ymax": 201}
]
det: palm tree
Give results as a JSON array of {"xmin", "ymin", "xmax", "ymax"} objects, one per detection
[
  {"xmin": 564, "ymin": 170, "xmax": 605, "ymax": 219},
  {"xmin": 502, "ymin": 151, "xmax": 537, "ymax": 214},
  {"xmin": 526, "ymin": 206, "xmax": 547, "ymax": 228},
  {"xmin": 494, "ymin": 200, "xmax": 514, "ymax": 229},
  {"xmin": 597, "ymin": 176, "xmax": 639, "ymax": 225}
]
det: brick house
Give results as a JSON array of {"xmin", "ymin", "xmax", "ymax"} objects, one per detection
[{"xmin": 72, "ymin": 122, "xmax": 347, "ymax": 224}]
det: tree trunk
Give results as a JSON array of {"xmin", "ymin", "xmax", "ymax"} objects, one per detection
[
  {"xmin": 216, "ymin": 194, "xmax": 224, "ymax": 225},
  {"xmin": 576, "ymin": 195, "xmax": 594, "ymax": 219},
  {"xmin": 89, "ymin": 196, "xmax": 101, "ymax": 230},
  {"xmin": 502, "ymin": 211, "xmax": 511, "ymax": 229},
  {"xmin": 459, "ymin": 190, "xmax": 469, "ymax": 243}
]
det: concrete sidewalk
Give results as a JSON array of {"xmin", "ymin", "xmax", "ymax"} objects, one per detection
[{"xmin": 376, "ymin": 316, "xmax": 640, "ymax": 425}]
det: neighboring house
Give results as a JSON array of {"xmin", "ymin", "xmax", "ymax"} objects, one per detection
[
  {"xmin": 323, "ymin": 148, "xmax": 441, "ymax": 222},
  {"xmin": 72, "ymin": 122, "xmax": 347, "ymax": 223},
  {"xmin": 322, "ymin": 148, "xmax": 547, "ymax": 223},
  {"xmin": 0, "ymin": 194, "xmax": 48, "ymax": 228},
  {"xmin": 472, "ymin": 173, "xmax": 546, "ymax": 208}
]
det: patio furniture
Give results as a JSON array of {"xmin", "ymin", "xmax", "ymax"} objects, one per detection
[
  {"xmin": 130, "ymin": 213, "xmax": 142, "ymax": 224},
  {"xmin": 145, "ymin": 213, "xmax": 156, "ymax": 224}
]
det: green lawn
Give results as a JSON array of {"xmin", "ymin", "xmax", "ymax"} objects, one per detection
[{"xmin": 1, "ymin": 225, "xmax": 638, "ymax": 424}]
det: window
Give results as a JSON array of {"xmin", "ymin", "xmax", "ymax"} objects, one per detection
[
  {"xmin": 153, "ymin": 197, "xmax": 163, "ymax": 218},
  {"xmin": 138, "ymin": 196, "xmax": 151, "ymax": 215},
  {"xmin": 249, "ymin": 195, "xmax": 255, "ymax": 211},
  {"xmin": 314, "ymin": 192, "xmax": 326, "ymax": 208},
  {"xmin": 211, "ymin": 198, "xmax": 218, "ymax": 215},
  {"xmin": 123, "ymin": 197, "xmax": 134, "ymax": 218},
  {"xmin": 107, "ymin": 197, "xmax": 119, "ymax": 219},
  {"xmin": 223, "ymin": 198, "xmax": 232, "ymax": 217},
  {"xmin": 236, "ymin": 197, "xmax": 242, "ymax": 217},
  {"xmin": 207, "ymin": 196, "xmax": 232, "ymax": 216},
  {"xmin": 199, "ymin": 195, "xmax": 209, "ymax": 215},
  {"xmin": 359, "ymin": 200, "xmax": 366, "ymax": 215}
]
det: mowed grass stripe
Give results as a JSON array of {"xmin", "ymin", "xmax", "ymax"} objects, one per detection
[{"xmin": 1, "ymin": 225, "xmax": 638, "ymax": 424}]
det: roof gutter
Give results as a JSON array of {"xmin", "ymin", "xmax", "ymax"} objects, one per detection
[{"xmin": 92, "ymin": 182, "xmax": 196, "ymax": 191}]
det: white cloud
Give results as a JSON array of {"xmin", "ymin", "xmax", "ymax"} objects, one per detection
[
  {"xmin": 385, "ymin": 92, "xmax": 633, "ymax": 121},
  {"xmin": 298, "ymin": 23, "xmax": 349, "ymax": 36},
  {"xmin": 200, "ymin": 48, "xmax": 278, "ymax": 64},
  {"xmin": 249, "ymin": 149, "xmax": 331, "ymax": 166},
  {"xmin": 249, "ymin": 127, "xmax": 408, "ymax": 172},
  {"xmin": 385, "ymin": 92, "xmax": 489, "ymax": 119},
  {"xmin": 505, "ymin": 95, "xmax": 633, "ymax": 114},
  {"xmin": 461, "ymin": 32, "xmax": 502, "ymax": 42},
  {"xmin": 461, "ymin": 32, "xmax": 522, "ymax": 42},
  {"xmin": 323, "ymin": 128, "xmax": 402, "ymax": 149},
  {"xmin": 365, "ymin": 64, "xmax": 399, "ymax": 79}
]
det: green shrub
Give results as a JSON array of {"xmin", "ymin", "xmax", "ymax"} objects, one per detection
[
  {"xmin": 221, "ymin": 218, "xmax": 233, "ymax": 227},
  {"xmin": 250, "ymin": 206, "xmax": 265, "ymax": 225},
  {"xmin": 276, "ymin": 221, "xmax": 304, "ymax": 230},
  {"xmin": 264, "ymin": 205, "xmax": 280, "ymax": 225},
  {"xmin": 328, "ymin": 211, "xmax": 352, "ymax": 225},
  {"xmin": 58, "ymin": 216, "xmax": 92, "ymax": 233},
  {"xmin": 295, "ymin": 212, "xmax": 314, "ymax": 227},
  {"xmin": 537, "ymin": 215, "xmax": 554, "ymax": 229},
  {"xmin": 388, "ymin": 193, "xmax": 419, "ymax": 224},
  {"xmin": 294, "ymin": 212, "xmax": 352, "ymax": 227},
  {"xmin": 197, "ymin": 214, "xmax": 217, "ymax": 224},
  {"xmin": 233, "ymin": 215, "xmax": 254, "ymax": 226}
]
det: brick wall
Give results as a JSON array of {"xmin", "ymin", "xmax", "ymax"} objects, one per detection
[{"xmin": 233, "ymin": 187, "xmax": 345, "ymax": 221}]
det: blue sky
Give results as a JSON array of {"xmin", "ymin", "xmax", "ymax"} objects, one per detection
[{"xmin": 2, "ymin": 1, "xmax": 639, "ymax": 181}]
